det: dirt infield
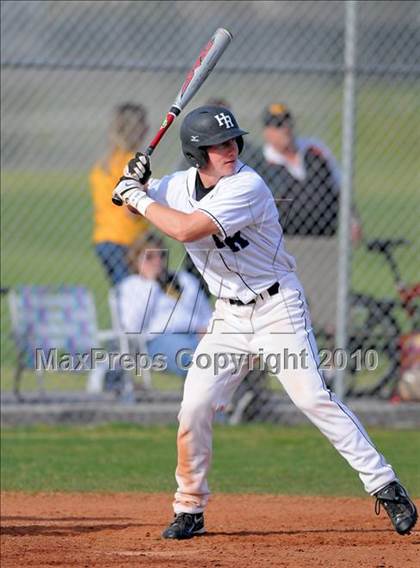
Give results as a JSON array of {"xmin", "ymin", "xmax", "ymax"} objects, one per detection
[{"xmin": 1, "ymin": 492, "xmax": 419, "ymax": 567}]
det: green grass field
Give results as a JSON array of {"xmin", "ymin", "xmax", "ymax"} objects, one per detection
[
  {"xmin": 0, "ymin": 365, "xmax": 185, "ymax": 393},
  {"xmin": 1, "ymin": 424, "xmax": 420, "ymax": 496}
]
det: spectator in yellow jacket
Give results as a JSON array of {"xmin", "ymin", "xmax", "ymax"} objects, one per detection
[{"xmin": 90, "ymin": 103, "xmax": 150, "ymax": 284}]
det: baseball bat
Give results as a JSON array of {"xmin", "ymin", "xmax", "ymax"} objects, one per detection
[{"xmin": 112, "ymin": 27, "xmax": 233, "ymax": 206}]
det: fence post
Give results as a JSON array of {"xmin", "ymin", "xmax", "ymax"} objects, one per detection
[{"xmin": 334, "ymin": 0, "xmax": 358, "ymax": 400}]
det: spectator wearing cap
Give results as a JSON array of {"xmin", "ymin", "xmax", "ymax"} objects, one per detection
[
  {"xmin": 247, "ymin": 103, "xmax": 362, "ymax": 331},
  {"xmin": 90, "ymin": 103, "xmax": 150, "ymax": 285},
  {"xmin": 248, "ymin": 103, "xmax": 362, "ymax": 239}
]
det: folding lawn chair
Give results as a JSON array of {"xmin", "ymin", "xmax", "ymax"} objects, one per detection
[{"xmin": 8, "ymin": 285, "xmax": 121, "ymax": 399}]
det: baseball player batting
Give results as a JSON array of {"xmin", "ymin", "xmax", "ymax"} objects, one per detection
[{"xmin": 112, "ymin": 106, "xmax": 418, "ymax": 539}]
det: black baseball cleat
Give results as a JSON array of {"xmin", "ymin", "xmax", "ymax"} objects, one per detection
[
  {"xmin": 374, "ymin": 481, "xmax": 418, "ymax": 535},
  {"xmin": 162, "ymin": 512, "xmax": 205, "ymax": 540}
]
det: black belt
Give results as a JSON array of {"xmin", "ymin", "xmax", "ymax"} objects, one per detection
[{"xmin": 228, "ymin": 282, "xmax": 280, "ymax": 306}]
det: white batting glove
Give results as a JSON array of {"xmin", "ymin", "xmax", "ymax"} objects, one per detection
[
  {"xmin": 124, "ymin": 152, "xmax": 152, "ymax": 184},
  {"xmin": 112, "ymin": 177, "xmax": 154, "ymax": 215}
]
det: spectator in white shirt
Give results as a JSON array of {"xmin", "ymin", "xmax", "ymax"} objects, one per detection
[{"xmin": 118, "ymin": 232, "xmax": 213, "ymax": 376}]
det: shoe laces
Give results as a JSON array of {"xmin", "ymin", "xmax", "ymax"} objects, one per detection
[
  {"xmin": 170, "ymin": 512, "xmax": 195, "ymax": 529},
  {"xmin": 375, "ymin": 484, "xmax": 407, "ymax": 517}
]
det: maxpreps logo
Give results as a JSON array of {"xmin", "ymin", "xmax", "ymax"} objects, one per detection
[{"xmin": 214, "ymin": 112, "xmax": 234, "ymax": 129}]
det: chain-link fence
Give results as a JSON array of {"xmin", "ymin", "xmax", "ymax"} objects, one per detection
[{"xmin": 1, "ymin": 1, "xmax": 419, "ymax": 411}]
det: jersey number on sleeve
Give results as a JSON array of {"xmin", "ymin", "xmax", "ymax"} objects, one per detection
[{"xmin": 212, "ymin": 231, "xmax": 250, "ymax": 253}]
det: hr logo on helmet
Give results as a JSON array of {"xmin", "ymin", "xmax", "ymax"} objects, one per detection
[
  {"xmin": 214, "ymin": 113, "xmax": 234, "ymax": 129},
  {"xmin": 190, "ymin": 135, "xmax": 200, "ymax": 142}
]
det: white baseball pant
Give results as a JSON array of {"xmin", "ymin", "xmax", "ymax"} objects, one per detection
[{"xmin": 173, "ymin": 273, "xmax": 396, "ymax": 514}]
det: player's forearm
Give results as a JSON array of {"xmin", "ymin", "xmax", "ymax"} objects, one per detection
[
  {"xmin": 143, "ymin": 202, "xmax": 188, "ymax": 241},
  {"xmin": 144, "ymin": 202, "xmax": 214, "ymax": 242}
]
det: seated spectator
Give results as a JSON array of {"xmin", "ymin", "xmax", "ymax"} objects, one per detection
[
  {"xmin": 90, "ymin": 103, "xmax": 150, "ymax": 285},
  {"xmin": 118, "ymin": 232, "xmax": 213, "ymax": 377}
]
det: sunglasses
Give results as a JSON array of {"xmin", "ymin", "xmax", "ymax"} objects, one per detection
[
  {"xmin": 264, "ymin": 114, "xmax": 292, "ymax": 128},
  {"xmin": 143, "ymin": 250, "xmax": 167, "ymax": 260}
]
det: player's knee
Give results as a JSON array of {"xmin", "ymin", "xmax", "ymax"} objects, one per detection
[
  {"xmin": 178, "ymin": 399, "xmax": 213, "ymax": 427},
  {"xmin": 291, "ymin": 390, "xmax": 324, "ymax": 413}
]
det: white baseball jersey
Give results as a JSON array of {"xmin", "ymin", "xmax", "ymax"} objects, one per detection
[{"xmin": 148, "ymin": 161, "xmax": 297, "ymax": 303}]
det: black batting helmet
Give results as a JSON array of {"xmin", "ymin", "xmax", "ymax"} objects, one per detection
[{"xmin": 180, "ymin": 106, "xmax": 248, "ymax": 168}]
